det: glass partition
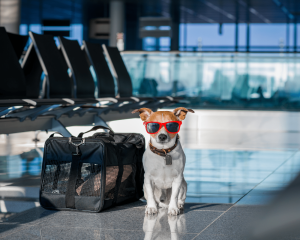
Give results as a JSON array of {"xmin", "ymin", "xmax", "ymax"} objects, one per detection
[{"xmin": 122, "ymin": 52, "xmax": 300, "ymax": 110}]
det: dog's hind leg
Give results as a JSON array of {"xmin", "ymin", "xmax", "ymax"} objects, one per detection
[{"xmin": 178, "ymin": 178, "xmax": 187, "ymax": 209}]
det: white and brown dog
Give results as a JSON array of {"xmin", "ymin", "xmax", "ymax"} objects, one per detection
[{"xmin": 132, "ymin": 107, "xmax": 194, "ymax": 215}]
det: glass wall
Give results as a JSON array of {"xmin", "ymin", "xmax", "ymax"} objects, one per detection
[
  {"xmin": 122, "ymin": 52, "xmax": 300, "ymax": 110},
  {"xmin": 20, "ymin": 24, "xmax": 83, "ymax": 44},
  {"xmin": 179, "ymin": 23, "xmax": 236, "ymax": 51},
  {"xmin": 143, "ymin": 37, "xmax": 171, "ymax": 51},
  {"xmin": 250, "ymin": 24, "xmax": 287, "ymax": 51},
  {"xmin": 177, "ymin": 23, "xmax": 299, "ymax": 52}
]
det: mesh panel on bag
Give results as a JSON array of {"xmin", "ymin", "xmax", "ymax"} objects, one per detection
[
  {"xmin": 42, "ymin": 160, "xmax": 71, "ymax": 194},
  {"xmin": 75, "ymin": 163, "xmax": 102, "ymax": 197},
  {"xmin": 41, "ymin": 160, "xmax": 102, "ymax": 197},
  {"xmin": 117, "ymin": 164, "xmax": 136, "ymax": 203},
  {"xmin": 104, "ymin": 166, "xmax": 119, "ymax": 199}
]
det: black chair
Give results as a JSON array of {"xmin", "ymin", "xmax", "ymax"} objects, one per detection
[
  {"xmin": 58, "ymin": 37, "xmax": 95, "ymax": 99},
  {"xmin": 0, "ymin": 27, "xmax": 27, "ymax": 100},
  {"xmin": 29, "ymin": 32, "xmax": 73, "ymax": 99},
  {"xmin": 0, "ymin": 28, "xmax": 51, "ymax": 120},
  {"xmin": 21, "ymin": 41, "xmax": 44, "ymax": 99},
  {"xmin": 102, "ymin": 45, "xmax": 133, "ymax": 98},
  {"xmin": 7, "ymin": 32, "xmax": 29, "ymax": 60},
  {"xmin": 82, "ymin": 41, "xmax": 117, "ymax": 98}
]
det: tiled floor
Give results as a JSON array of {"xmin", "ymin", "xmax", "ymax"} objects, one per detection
[{"xmin": 0, "ymin": 124, "xmax": 300, "ymax": 239}]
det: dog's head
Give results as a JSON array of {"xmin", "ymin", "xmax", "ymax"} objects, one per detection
[{"xmin": 132, "ymin": 107, "xmax": 194, "ymax": 144}]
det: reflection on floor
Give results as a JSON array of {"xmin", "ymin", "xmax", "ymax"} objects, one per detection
[
  {"xmin": 0, "ymin": 131, "xmax": 48, "ymax": 222},
  {"xmin": 185, "ymin": 148, "xmax": 300, "ymax": 204},
  {"xmin": 0, "ymin": 125, "xmax": 300, "ymax": 239}
]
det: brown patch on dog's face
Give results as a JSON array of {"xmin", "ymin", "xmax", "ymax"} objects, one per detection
[{"xmin": 148, "ymin": 111, "xmax": 179, "ymax": 140}]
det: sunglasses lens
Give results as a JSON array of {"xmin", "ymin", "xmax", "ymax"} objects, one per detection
[
  {"xmin": 147, "ymin": 123, "xmax": 160, "ymax": 133},
  {"xmin": 166, "ymin": 122, "xmax": 179, "ymax": 133}
]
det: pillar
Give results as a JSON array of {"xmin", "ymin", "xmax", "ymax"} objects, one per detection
[
  {"xmin": 0, "ymin": 0, "xmax": 21, "ymax": 34},
  {"xmin": 246, "ymin": 23, "xmax": 250, "ymax": 52},
  {"xmin": 235, "ymin": 22, "xmax": 239, "ymax": 52},
  {"xmin": 109, "ymin": 0, "xmax": 124, "ymax": 47},
  {"xmin": 170, "ymin": 0, "xmax": 180, "ymax": 51},
  {"xmin": 294, "ymin": 21, "xmax": 297, "ymax": 52}
]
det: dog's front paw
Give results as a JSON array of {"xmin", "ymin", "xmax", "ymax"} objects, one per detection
[
  {"xmin": 178, "ymin": 203, "xmax": 184, "ymax": 209},
  {"xmin": 168, "ymin": 205, "xmax": 180, "ymax": 215},
  {"xmin": 145, "ymin": 205, "xmax": 158, "ymax": 215},
  {"xmin": 178, "ymin": 200, "xmax": 185, "ymax": 209}
]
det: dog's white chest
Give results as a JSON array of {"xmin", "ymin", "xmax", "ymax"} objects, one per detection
[
  {"xmin": 151, "ymin": 164, "xmax": 180, "ymax": 189},
  {"xmin": 143, "ymin": 141, "xmax": 185, "ymax": 189}
]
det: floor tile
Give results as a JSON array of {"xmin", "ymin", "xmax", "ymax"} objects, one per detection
[
  {"xmin": 193, "ymin": 206, "xmax": 259, "ymax": 240},
  {"xmin": 184, "ymin": 203, "xmax": 233, "ymax": 212}
]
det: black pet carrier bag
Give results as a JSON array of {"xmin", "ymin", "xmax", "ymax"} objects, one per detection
[{"xmin": 40, "ymin": 126, "xmax": 145, "ymax": 212}]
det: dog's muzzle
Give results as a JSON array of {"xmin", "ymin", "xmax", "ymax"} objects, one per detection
[
  {"xmin": 157, "ymin": 133, "xmax": 170, "ymax": 143},
  {"xmin": 158, "ymin": 134, "xmax": 167, "ymax": 141}
]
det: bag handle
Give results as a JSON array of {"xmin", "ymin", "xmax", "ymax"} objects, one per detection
[
  {"xmin": 77, "ymin": 125, "xmax": 114, "ymax": 138},
  {"xmin": 50, "ymin": 132, "xmax": 65, "ymax": 138}
]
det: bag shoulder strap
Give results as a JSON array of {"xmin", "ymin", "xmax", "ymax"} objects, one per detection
[
  {"xmin": 78, "ymin": 125, "xmax": 114, "ymax": 138},
  {"xmin": 49, "ymin": 132, "xmax": 65, "ymax": 138}
]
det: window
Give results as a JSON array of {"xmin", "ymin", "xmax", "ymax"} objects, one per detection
[
  {"xmin": 250, "ymin": 24, "xmax": 287, "ymax": 51},
  {"xmin": 180, "ymin": 23, "xmax": 235, "ymax": 51}
]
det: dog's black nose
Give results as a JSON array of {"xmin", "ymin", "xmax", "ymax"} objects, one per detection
[{"xmin": 158, "ymin": 134, "xmax": 167, "ymax": 141}]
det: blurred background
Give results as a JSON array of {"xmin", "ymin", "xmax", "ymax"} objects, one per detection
[
  {"xmin": 2, "ymin": 0, "xmax": 300, "ymax": 108},
  {"xmin": 1, "ymin": 0, "xmax": 300, "ymax": 239}
]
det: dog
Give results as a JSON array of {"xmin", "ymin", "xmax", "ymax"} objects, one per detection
[{"xmin": 132, "ymin": 107, "xmax": 194, "ymax": 215}]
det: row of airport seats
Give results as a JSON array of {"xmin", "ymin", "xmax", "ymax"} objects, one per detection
[{"xmin": 0, "ymin": 27, "xmax": 180, "ymax": 127}]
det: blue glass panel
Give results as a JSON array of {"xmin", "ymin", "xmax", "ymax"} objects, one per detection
[
  {"xmin": 122, "ymin": 52, "xmax": 300, "ymax": 110},
  {"xmin": 19, "ymin": 24, "xmax": 28, "ymax": 36}
]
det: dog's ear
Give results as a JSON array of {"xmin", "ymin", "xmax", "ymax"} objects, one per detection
[
  {"xmin": 173, "ymin": 107, "xmax": 194, "ymax": 120},
  {"xmin": 132, "ymin": 108, "xmax": 153, "ymax": 121}
]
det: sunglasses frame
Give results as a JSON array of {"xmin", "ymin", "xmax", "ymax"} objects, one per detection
[{"xmin": 143, "ymin": 121, "xmax": 182, "ymax": 134}]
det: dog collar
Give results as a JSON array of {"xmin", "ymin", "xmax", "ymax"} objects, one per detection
[{"xmin": 149, "ymin": 135, "xmax": 179, "ymax": 165}]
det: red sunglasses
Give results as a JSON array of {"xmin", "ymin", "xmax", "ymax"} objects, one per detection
[{"xmin": 143, "ymin": 121, "xmax": 182, "ymax": 134}]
